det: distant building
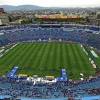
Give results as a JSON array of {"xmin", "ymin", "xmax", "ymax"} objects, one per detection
[
  {"xmin": 0, "ymin": 14, "xmax": 9, "ymax": 25},
  {"xmin": 96, "ymin": 12, "xmax": 100, "ymax": 26},
  {"xmin": 87, "ymin": 15, "xmax": 97, "ymax": 25},
  {"xmin": 0, "ymin": 8, "xmax": 9, "ymax": 25},
  {"xmin": 0, "ymin": 8, "xmax": 4, "ymax": 14},
  {"xmin": 35, "ymin": 13, "xmax": 81, "ymax": 19}
]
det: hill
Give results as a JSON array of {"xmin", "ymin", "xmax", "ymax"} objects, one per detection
[
  {"xmin": 0, "ymin": 5, "xmax": 100, "ymax": 12},
  {"xmin": 0, "ymin": 5, "xmax": 43, "ymax": 12}
]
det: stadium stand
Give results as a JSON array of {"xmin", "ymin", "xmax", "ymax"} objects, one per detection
[
  {"xmin": 0, "ymin": 24, "xmax": 99, "ymax": 49},
  {"xmin": 0, "ymin": 75, "xmax": 99, "ymax": 99},
  {"xmin": 0, "ymin": 24, "xmax": 99, "ymax": 99}
]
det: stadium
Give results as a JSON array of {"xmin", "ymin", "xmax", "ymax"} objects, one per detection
[{"xmin": 0, "ymin": 24, "xmax": 100, "ymax": 99}]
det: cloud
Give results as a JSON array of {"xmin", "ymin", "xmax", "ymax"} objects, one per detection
[{"xmin": 0, "ymin": 0, "xmax": 100, "ymax": 7}]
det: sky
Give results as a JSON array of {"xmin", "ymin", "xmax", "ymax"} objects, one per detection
[{"xmin": 0, "ymin": 0, "xmax": 100, "ymax": 7}]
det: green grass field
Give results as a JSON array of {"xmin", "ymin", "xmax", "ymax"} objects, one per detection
[{"xmin": 0, "ymin": 42, "xmax": 96, "ymax": 80}]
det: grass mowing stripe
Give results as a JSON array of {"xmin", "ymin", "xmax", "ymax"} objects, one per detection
[
  {"xmin": 72, "ymin": 44, "xmax": 82, "ymax": 70},
  {"xmin": 68, "ymin": 44, "xmax": 77, "ymax": 73},
  {"xmin": 21, "ymin": 43, "xmax": 36, "ymax": 67},
  {"xmin": 51, "ymin": 43, "xmax": 57, "ymax": 70},
  {"xmin": 20, "ymin": 43, "xmax": 42, "ymax": 74},
  {"xmin": 40, "ymin": 43, "xmax": 50, "ymax": 69},
  {"xmin": 10, "ymin": 44, "xmax": 30, "ymax": 67},
  {"xmin": 77, "ymin": 45, "xmax": 93, "ymax": 71},
  {"xmin": 48, "ymin": 43, "xmax": 59, "ymax": 76},
  {"xmin": 26, "ymin": 43, "xmax": 41, "ymax": 67},
  {"xmin": 58, "ymin": 43, "xmax": 62, "ymax": 69},
  {"xmin": 0, "ymin": 44, "xmax": 22, "ymax": 66},
  {"xmin": 77, "ymin": 45, "xmax": 95, "ymax": 76},
  {"xmin": 74, "ymin": 45, "xmax": 84, "ymax": 71},
  {"xmin": 3, "ymin": 44, "xmax": 27, "ymax": 73},
  {"xmin": 62, "ymin": 43, "xmax": 68, "ymax": 68},
  {"xmin": 59, "ymin": 43, "xmax": 63, "ymax": 68},
  {"xmin": 65, "ymin": 44, "xmax": 73, "ymax": 75},
  {"xmin": 40, "ymin": 43, "xmax": 51, "ymax": 71},
  {"xmin": 18, "ymin": 43, "xmax": 36, "ymax": 66},
  {"xmin": 0, "ymin": 44, "xmax": 23, "ymax": 75},
  {"xmin": 47, "ymin": 43, "xmax": 54, "ymax": 69},
  {"xmin": 37, "ymin": 43, "xmax": 49, "ymax": 76},
  {"xmin": 20, "ymin": 43, "xmax": 38, "ymax": 74},
  {"xmin": 55, "ymin": 43, "xmax": 61, "ymax": 71},
  {"xmin": 0, "ymin": 44, "xmax": 20, "ymax": 64},
  {"xmin": 32, "ymin": 43, "xmax": 47, "ymax": 70},
  {"xmin": 22, "ymin": 43, "xmax": 38, "ymax": 66},
  {"xmin": 10, "ymin": 44, "xmax": 27, "ymax": 63},
  {"xmin": 72, "ymin": 44, "xmax": 91, "ymax": 79},
  {"xmin": 16, "ymin": 44, "xmax": 32, "ymax": 66},
  {"xmin": 46, "ymin": 43, "xmax": 59, "ymax": 76},
  {"xmin": 52, "ymin": 43, "xmax": 58, "ymax": 73},
  {"xmin": 32, "ymin": 43, "xmax": 46, "ymax": 69}
]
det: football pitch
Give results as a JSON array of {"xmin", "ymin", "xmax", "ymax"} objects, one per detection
[{"xmin": 0, "ymin": 42, "xmax": 96, "ymax": 79}]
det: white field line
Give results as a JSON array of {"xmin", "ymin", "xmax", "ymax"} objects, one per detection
[
  {"xmin": 0, "ymin": 43, "xmax": 18, "ymax": 58},
  {"xmin": 81, "ymin": 44, "xmax": 88, "ymax": 56},
  {"xmin": 0, "ymin": 49, "xmax": 4, "ymax": 53},
  {"xmin": 80, "ymin": 44, "xmax": 96, "ymax": 69},
  {"xmin": 91, "ymin": 50, "xmax": 98, "ymax": 58}
]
